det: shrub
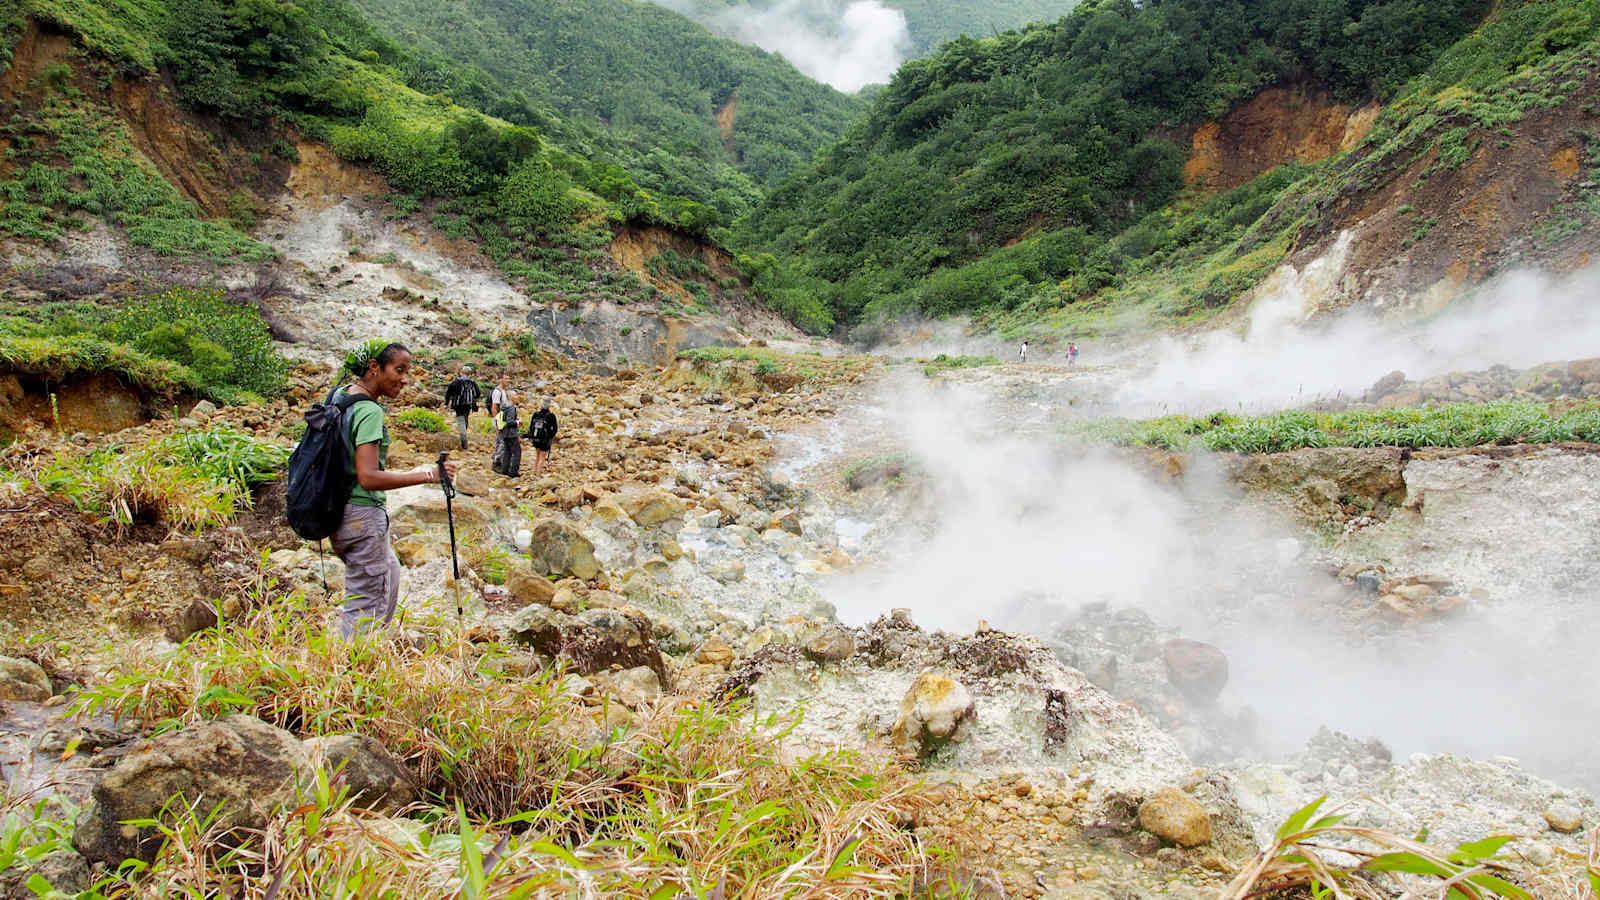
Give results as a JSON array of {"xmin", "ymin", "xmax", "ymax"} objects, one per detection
[
  {"xmin": 112, "ymin": 287, "xmax": 288, "ymax": 397},
  {"xmin": 396, "ymin": 408, "xmax": 447, "ymax": 433},
  {"xmin": 31, "ymin": 427, "xmax": 288, "ymax": 533}
]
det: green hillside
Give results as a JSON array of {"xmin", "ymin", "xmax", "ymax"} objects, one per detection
[
  {"xmin": 735, "ymin": 0, "xmax": 1504, "ymax": 334},
  {"xmin": 345, "ymin": 0, "xmax": 867, "ymax": 196}
]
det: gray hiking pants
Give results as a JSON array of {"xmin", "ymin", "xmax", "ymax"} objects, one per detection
[
  {"xmin": 454, "ymin": 413, "xmax": 470, "ymax": 448},
  {"xmin": 328, "ymin": 504, "xmax": 401, "ymax": 638}
]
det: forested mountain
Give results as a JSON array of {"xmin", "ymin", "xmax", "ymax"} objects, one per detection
[
  {"xmin": 737, "ymin": 0, "xmax": 1507, "ymax": 333},
  {"xmin": 344, "ymin": 0, "xmax": 867, "ymax": 197}
]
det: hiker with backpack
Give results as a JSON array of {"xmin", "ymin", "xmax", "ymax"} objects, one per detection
[
  {"xmin": 489, "ymin": 372, "xmax": 510, "ymax": 418},
  {"xmin": 286, "ymin": 341, "xmax": 457, "ymax": 638},
  {"xmin": 442, "ymin": 364, "xmax": 482, "ymax": 450},
  {"xmin": 526, "ymin": 397, "xmax": 558, "ymax": 476},
  {"xmin": 490, "ymin": 390, "xmax": 522, "ymax": 477}
]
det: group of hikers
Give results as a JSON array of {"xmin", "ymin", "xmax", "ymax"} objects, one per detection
[
  {"xmin": 1017, "ymin": 341, "xmax": 1078, "ymax": 364},
  {"xmin": 286, "ymin": 343, "xmax": 560, "ymax": 637},
  {"xmin": 443, "ymin": 364, "xmax": 558, "ymax": 479}
]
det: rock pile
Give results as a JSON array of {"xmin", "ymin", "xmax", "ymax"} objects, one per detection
[{"xmin": 1344, "ymin": 357, "xmax": 1600, "ymax": 409}]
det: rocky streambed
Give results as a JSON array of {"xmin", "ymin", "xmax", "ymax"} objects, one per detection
[{"xmin": 4, "ymin": 354, "xmax": 1598, "ymax": 897}]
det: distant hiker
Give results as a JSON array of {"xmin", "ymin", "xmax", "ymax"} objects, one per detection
[
  {"xmin": 489, "ymin": 373, "xmax": 510, "ymax": 418},
  {"xmin": 526, "ymin": 397, "xmax": 558, "ymax": 476},
  {"xmin": 1069, "ymin": 342, "xmax": 1079, "ymax": 365},
  {"xmin": 1019, "ymin": 340, "xmax": 1029, "ymax": 363},
  {"xmin": 443, "ymin": 364, "xmax": 482, "ymax": 450},
  {"xmin": 491, "ymin": 391, "xmax": 522, "ymax": 477},
  {"xmin": 328, "ymin": 342, "xmax": 457, "ymax": 637}
]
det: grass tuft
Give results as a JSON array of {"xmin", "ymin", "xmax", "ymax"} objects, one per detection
[{"xmin": 63, "ymin": 596, "xmax": 954, "ymax": 896}]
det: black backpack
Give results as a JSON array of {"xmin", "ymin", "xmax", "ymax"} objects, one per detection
[
  {"xmin": 528, "ymin": 414, "xmax": 552, "ymax": 443},
  {"xmin": 284, "ymin": 389, "xmax": 377, "ymax": 541}
]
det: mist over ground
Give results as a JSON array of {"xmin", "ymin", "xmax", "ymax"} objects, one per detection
[
  {"xmin": 810, "ymin": 281, "xmax": 1600, "ymax": 788},
  {"xmin": 1115, "ymin": 264, "xmax": 1600, "ymax": 414},
  {"xmin": 650, "ymin": 0, "xmax": 911, "ymax": 91}
]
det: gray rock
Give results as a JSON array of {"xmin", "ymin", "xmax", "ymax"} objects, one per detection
[
  {"xmin": 597, "ymin": 666, "xmax": 662, "ymax": 708},
  {"xmin": 0, "ymin": 849, "xmax": 92, "ymax": 896},
  {"xmin": 0, "ymin": 655, "xmax": 51, "ymax": 701},
  {"xmin": 74, "ymin": 715, "xmax": 313, "ymax": 865},
  {"xmin": 804, "ymin": 626, "xmax": 855, "ymax": 663},
  {"xmin": 890, "ymin": 672, "xmax": 976, "ymax": 756},
  {"xmin": 303, "ymin": 734, "xmax": 417, "ymax": 812},
  {"xmin": 188, "ymin": 400, "xmax": 219, "ymax": 419},
  {"xmin": 1162, "ymin": 639, "xmax": 1228, "ymax": 704},
  {"xmin": 1545, "ymin": 801, "xmax": 1583, "ymax": 833},
  {"xmin": 528, "ymin": 518, "xmax": 600, "ymax": 579},
  {"xmin": 1139, "ymin": 787, "xmax": 1213, "ymax": 847}
]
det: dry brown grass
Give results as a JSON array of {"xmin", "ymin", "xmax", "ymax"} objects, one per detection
[{"xmin": 67, "ymin": 595, "xmax": 957, "ymax": 897}]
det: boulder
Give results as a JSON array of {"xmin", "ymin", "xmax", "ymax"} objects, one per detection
[
  {"xmin": 505, "ymin": 560, "xmax": 557, "ymax": 606},
  {"xmin": 528, "ymin": 518, "xmax": 600, "ymax": 579},
  {"xmin": 1139, "ymin": 788, "xmax": 1212, "ymax": 847},
  {"xmin": 507, "ymin": 604, "xmax": 567, "ymax": 653},
  {"xmin": 707, "ymin": 560, "xmax": 745, "ymax": 584},
  {"xmin": 188, "ymin": 400, "xmax": 219, "ymax": 420},
  {"xmin": 508, "ymin": 605, "xmax": 668, "ymax": 685},
  {"xmin": 1367, "ymin": 370, "xmax": 1407, "ymax": 400},
  {"xmin": 890, "ymin": 672, "xmax": 976, "ymax": 756},
  {"xmin": 1162, "ymin": 639, "xmax": 1228, "ymax": 703},
  {"xmin": 389, "ymin": 485, "xmax": 492, "ymax": 530},
  {"xmin": 0, "ymin": 849, "xmax": 91, "ymax": 896},
  {"xmin": 772, "ymin": 508, "xmax": 802, "ymax": 535},
  {"xmin": 804, "ymin": 626, "xmax": 855, "ymax": 663},
  {"xmin": 618, "ymin": 487, "xmax": 685, "ymax": 526},
  {"xmin": 696, "ymin": 638, "xmax": 735, "ymax": 667},
  {"xmin": 595, "ymin": 666, "xmax": 662, "ymax": 708},
  {"xmin": 74, "ymin": 715, "xmax": 313, "ymax": 865},
  {"xmin": 0, "ymin": 655, "xmax": 51, "ymax": 701},
  {"xmin": 1544, "ymin": 801, "xmax": 1583, "ymax": 834},
  {"xmin": 303, "ymin": 734, "xmax": 416, "ymax": 812}
]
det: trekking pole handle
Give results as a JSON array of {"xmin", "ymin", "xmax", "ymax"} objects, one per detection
[{"xmin": 436, "ymin": 451, "xmax": 455, "ymax": 498}]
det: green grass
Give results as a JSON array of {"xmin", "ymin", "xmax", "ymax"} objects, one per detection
[
  {"xmin": 396, "ymin": 408, "xmax": 448, "ymax": 433},
  {"xmin": 919, "ymin": 354, "xmax": 1001, "ymax": 376},
  {"xmin": 0, "ymin": 333, "xmax": 211, "ymax": 398},
  {"xmin": 29, "ymin": 426, "xmax": 288, "ymax": 533},
  {"xmin": 0, "ymin": 95, "xmax": 274, "ymax": 263},
  {"xmin": 1072, "ymin": 400, "xmax": 1600, "ymax": 452}
]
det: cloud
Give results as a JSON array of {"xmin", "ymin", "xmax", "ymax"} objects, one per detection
[{"xmin": 655, "ymin": 0, "xmax": 912, "ymax": 92}]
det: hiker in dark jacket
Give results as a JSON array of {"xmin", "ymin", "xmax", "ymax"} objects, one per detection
[
  {"xmin": 527, "ymin": 398, "xmax": 558, "ymax": 476},
  {"xmin": 442, "ymin": 364, "xmax": 482, "ymax": 450},
  {"xmin": 491, "ymin": 391, "xmax": 522, "ymax": 477},
  {"xmin": 330, "ymin": 342, "xmax": 457, "ymax": 637}
]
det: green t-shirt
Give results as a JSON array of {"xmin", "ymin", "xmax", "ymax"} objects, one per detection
[{"xmin": 333, "ymin": 387, "xmax": 389, "ymax": 508}]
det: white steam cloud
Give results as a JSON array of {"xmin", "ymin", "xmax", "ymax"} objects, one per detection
[
  {"xmin": 800, "ymin": 265, "xmax": 1600, "ymax": 789},
  {"xmin": 654, "ymin": 0, "xmax": 911, "ymax": 92},
  {"xmin": 1116, "ymin": 264, "xmax": 1600, "ymax": 414}
]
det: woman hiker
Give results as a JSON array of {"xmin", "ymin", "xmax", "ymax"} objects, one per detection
[
  {"xmin": 527, "ymin": 397, "xmax": 558, "ymax": 476},
  {"xmin": 329, "ymin": 341, "xmax": 458, "ymax": 638},
  {"xmin": 491, "ymin": 390, "xmax": 522, "ymax": 477}
]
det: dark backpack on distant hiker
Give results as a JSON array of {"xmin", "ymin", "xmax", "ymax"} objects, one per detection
[
  {"xmin": 284, "ymin": 389, "xmax": 377, "ymax": 541},
  {"xmin": 527, "ymin": 414, "xmax": 553, "ymax": 444}
]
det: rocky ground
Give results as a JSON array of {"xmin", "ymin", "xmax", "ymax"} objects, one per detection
[{"xmin": 3, "ymin": 352, "xmax": 1598, "ymax": 898}]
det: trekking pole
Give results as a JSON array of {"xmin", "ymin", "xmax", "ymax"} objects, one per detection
[{"xmin": 437, "ymin": 451, "xmax": 462, "ymax": 623}]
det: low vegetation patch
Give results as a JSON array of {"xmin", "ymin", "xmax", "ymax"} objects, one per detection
[
  {"xmin": 395, "ymin": 408, "xmax": 448, "ymax": 433},
  {"xmin": 675, "ymin": 346, "xmax": 868, "ymax": 385},
  {"xmin": 919, "ymin": 354, "xmax": 1000, "ymax": 377},
  {"xmin": 56, "ymin": 597, "xmax": 949, "ymax": 896},
  {"xmin": 1073, "ymin": 401, "xmax": 1600, "ymax": 452},
  {"xmin": 26, "ymin": 426, "xmax": 288, "ymax": 533},
  {"xmin": 0, "ymin": 287, "xmax": 287, "ymax": 401}
]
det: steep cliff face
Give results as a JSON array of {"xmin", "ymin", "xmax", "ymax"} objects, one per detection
[
  {"xmin": 1244, "ymin": 61, "xmax": 1600, "ymax": 323},
  {"xmin": 1178, "ymin": 85, "xmax": 1381, "ymax": 193},
  {"xmin": 0, "ymin": 17, "xmax": 790, "ymax": 364}
]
